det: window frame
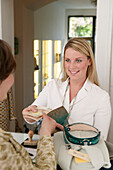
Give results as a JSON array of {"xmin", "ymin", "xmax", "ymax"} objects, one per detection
[{"xmin": 67, "ymin": 15, "xmax": 96, "ymax": 52}]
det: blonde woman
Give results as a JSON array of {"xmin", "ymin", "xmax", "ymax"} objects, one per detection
[{"xmin": 23, "ymin": 38, "xmax": 111, "ymax": 140}]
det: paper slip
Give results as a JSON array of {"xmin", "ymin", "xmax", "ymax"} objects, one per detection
[
  {"xmin": 75, "ymin": 157, "xmax": 89, "ymax": 163},
  {"xmin": 68, "ymin": 149, "xmax": 90, "ymax": 162}
]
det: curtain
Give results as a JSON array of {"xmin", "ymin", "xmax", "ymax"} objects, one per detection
[{"xmin": 95, "ymin": 0, "xmax": 113, "ymax": 142}]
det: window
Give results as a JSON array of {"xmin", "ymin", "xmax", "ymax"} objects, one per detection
[
  {"xmin": 68, "ymin": 16, "xmax": 96, "ymax": 52},
  {"xmin": 42, "ymin": 40, "xmax": 52, "ymax": 88},
  {"xmin": 33, "ymin": 40, "xmax": 62, "ymax": 99}
]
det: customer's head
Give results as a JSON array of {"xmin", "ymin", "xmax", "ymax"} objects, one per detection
[
  {"xmin": 0, "ymin": 40, "xmax": 16, "ymax": 101},
  {"xmin": 62, "ymin": 38, "xmax": 99, "ymax": 85}
]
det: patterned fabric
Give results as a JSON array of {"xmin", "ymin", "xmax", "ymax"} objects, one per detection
[
  {"xmin": 36, "ymin": 136, "xmax": 56, "ymax": 170},
  {"xmin": 0, "ymin": 99, "xmax": 9, "ymax": 131},
  {"xmin": 0, "ymin": 128, "xmax": 56, "ymax": 170},
  {"xmin": 7, "ymin": 88, "xmax": 16, "ymax": 120},
  {"xmin": 0, "ymin": 88, "xmax": 15, "ymax": 131}
]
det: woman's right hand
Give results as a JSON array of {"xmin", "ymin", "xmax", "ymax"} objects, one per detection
[
  {"xmin": 39, "ymin": 113, "xmax": 64, "ymax": 137},
  {"xmin": 22, "ymin": 105, "xmax": 38, "ymax": 123}
]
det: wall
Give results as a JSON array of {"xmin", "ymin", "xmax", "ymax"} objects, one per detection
[
  {"xmin": 34, "ymin": 2, "xmax": 65, "ymax": 41},
  {"xmin": 1, "ymin": 0, "xmax": 14, "ymax": 51},
  {"xmin": 14, "ymin": 0, "xmax": 34, "ymax": 131},
  {"xmin": 23, "ymin": 8, "xmax": 34, "ymax": 107}
]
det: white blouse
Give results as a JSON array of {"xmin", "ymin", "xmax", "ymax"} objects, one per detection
[{"xmin": 32, "ymin": 79, "xmax": 111, "ymax": 140}]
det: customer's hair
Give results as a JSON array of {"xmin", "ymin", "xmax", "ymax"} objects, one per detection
[
  {"xmin": 0, "ymin": 40, "xmax": 16, "ymax": 82},
  {"xmin": 61, "ymin": 38, "xmax": 99, "ymax": 86}
]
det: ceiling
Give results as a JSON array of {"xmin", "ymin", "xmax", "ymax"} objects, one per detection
[
  {"xmin": 58, "ymin": 0, "xmax": 97, "ymax": 9},
  {"xmin": 23, "ymin": 0, "xmax": 56, "ymax": 10},
  {"xmin": 24, "ymin": 0, "xmax": 97, "ymax": 11}
]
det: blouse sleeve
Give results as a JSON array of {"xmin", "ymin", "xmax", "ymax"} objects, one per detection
[
  {"xmin": 0, "ymin": 129, "xmax": 36, "ymax": 170},
  {"xmin": 94, "ymin": 93, "xmax": 111, "ymax": 140},
  {"xmin": 36, "ymin": 136, "xmax": 56, "ymax": 170},
  {"xmin": 0, "ymin": 129, "xmax": 56, "ymax": 170},
  {"xmin": 32, "ymin": 79, "xmax": 55, "ymax": 107}
]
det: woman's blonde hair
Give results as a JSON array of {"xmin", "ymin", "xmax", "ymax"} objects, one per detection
[{"xmin": 61, "ymin": 38, "xmax": 99, "ymax": 86}]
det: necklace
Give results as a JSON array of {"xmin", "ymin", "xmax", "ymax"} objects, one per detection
[{"xmin": 62, "ymin": 83, "xmax": 76, "ymax": 117}]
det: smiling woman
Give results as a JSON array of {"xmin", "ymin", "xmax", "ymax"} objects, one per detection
[{"xmin": 22, "ymin": 38, "xmax": 111, "ymax": 140}]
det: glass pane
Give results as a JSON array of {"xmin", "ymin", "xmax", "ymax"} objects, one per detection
[
  {"xmin": 34, "ymin": 40, "xmax": 39, "ymax": 99},
  {"xmin": 69, "ymin": 17, "xmax": 93, "ymax": 38},
  {"xmin": 42, "ymin": 40, "xmax": 52, "ymax": 88},
  {"xmin": 54, "ymin": 40, "xmax": 62, "ymax": 79}
]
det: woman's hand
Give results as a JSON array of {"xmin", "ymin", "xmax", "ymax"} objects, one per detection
[
  {"xmin": 22, "ymin": 105, "xmax": 38, "ymax": 114},
  {"xmin": 40, "ymin": 113, "xmax": 63, "ymax": 137},
  {"xmin": 22, "ymin": 105, "xmax": 38, "ymax": 123}
]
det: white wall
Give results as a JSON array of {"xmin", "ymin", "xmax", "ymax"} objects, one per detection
[{"xmin": 34, "ymin": 2, "xmax": 65, "ymax": 41}]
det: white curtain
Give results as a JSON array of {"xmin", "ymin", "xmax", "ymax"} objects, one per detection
[{"xmin": 95, "ymin": 0, "xmax": 113, "ymax": 142}]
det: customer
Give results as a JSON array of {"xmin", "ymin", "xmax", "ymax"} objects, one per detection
[
  {"xmin": 23, "ymin": 38, "xmax": 111, "ymax": 140},
  {"xmin": 0, "ymin": 39, "xmax": 63, "ymax": 170}
]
